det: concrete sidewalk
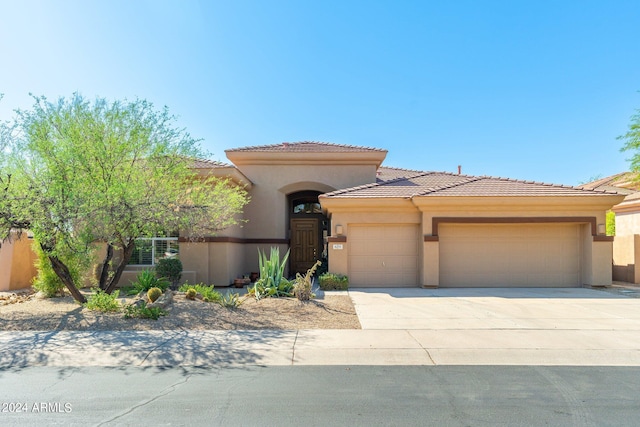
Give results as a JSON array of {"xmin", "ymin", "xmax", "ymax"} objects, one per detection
[{"xmin": 2, "ymin": 288, "xmax": 640, "ymax": 367}]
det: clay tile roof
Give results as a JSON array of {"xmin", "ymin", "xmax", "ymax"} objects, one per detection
[
  {"xmin": 190, "ymin": 158, "xmax": 234, "ymax": 169},
  {"xmin": 225, "ymin": 141, "xmax": 386, "ymax": 153},
  {"xmin": 323, "ymin": 172, "xmax": 622, "ymax": 199},
  {"xmin": 376, "ymin": 166, "xmax": 427, "ymax": 182},
  {"xmin": 577, "ymin": 172, "xmax": 639, "ymax": 194}
]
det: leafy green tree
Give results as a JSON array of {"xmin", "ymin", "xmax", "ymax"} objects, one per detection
[
  {"xmin": 619, "ymin": 106, "xmax": 640, "ymax": 171},
  {"xmin": 0, "ymin": 94, "xmax": 249, "ymax": 302}
]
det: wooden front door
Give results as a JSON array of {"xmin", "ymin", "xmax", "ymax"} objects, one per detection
[{"xmin": 290, "ymin": 218, "xmax": 319, "ymax": 275}]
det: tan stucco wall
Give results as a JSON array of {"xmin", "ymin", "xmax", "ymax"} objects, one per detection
[
  {"xmin": 613, "ymin": 234, "xmax": 640, "ymax": 283},
  {"xmin": 616, "ymin": 212, "xmax": 640, "ymax": 236},
  {"xmin": 239, "ymin": 164, "xmax": 377, "ymax": 239},
  {"xmin": 0, "ymin": 237, "xmax": 37, "ymax": 291}
]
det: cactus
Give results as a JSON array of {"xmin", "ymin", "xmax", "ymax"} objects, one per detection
[
  {"xmin": 147, "ymin": 287, "xmax": 163, "ymax": 303},
  {"xmin": 185, "ymin": 287, "xmax": 197, "ymax": 300}
]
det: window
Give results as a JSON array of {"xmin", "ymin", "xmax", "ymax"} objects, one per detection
[
  {"xmin": 128, "ymin": 237, "xmax": 179, "ymax": 266},
  {"xmin": 293, "ymin": 202, "xmax": 322, "ymax": 214}
]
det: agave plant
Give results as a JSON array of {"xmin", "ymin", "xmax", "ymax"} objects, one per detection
[{"xmin": 250, "ymin": 247, "xmax": 292, "ymax": 300}]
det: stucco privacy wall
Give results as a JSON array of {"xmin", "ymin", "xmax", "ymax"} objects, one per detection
[
  {"xmin": 0, "ymin": 235, "xmax": 37, "ymax": 291},
  {"xmin": 611, "ymin": 203, "xmax": 640, "ymax": 284},
  {"xmin": 613, "ymin": 234, "xmax": 640, "ymax": 283},
  {"xmin": 325, "ymin": 195, "xmax": 620, "ymax": 287}
]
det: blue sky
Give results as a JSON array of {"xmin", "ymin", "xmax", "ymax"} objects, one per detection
[{"xmin": 1, "ymin": 0, "xmax": 639, "ymax": 185}]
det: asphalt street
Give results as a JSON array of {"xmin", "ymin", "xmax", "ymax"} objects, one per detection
[{"xmin": 1, "ymin": 365, "xmax": 639, "ymax": 426}]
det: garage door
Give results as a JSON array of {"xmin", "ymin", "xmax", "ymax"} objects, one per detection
[
  {"xmin": 349, "ymin": 224, "xmax": 419, "ymax": 287},
  {"xmin": 439, "ymin": 223, "xmax": 581, "ymax": 287}
]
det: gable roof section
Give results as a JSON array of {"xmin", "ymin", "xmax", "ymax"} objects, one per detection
[{"xmin": 323, "ymin": 172, "xmax": 622, "ymax": 199}]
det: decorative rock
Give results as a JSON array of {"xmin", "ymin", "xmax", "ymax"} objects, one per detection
[{"xmin": 147, "ymin": 290, "xmax": 174, "ymax": 309}]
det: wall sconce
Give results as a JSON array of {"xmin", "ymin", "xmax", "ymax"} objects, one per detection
[
  {"xmin": 335, "ymin": 225, "xmax": 343, "ymax": 236},
  {"xmin": 597, "ymin": 223, "xmax": 605, "ymax": 235}
]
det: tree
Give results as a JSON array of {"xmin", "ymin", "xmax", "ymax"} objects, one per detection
[
  {"xmin": 0, "ymin": 94, "xmax": 249, "ymax": 303},
  {"xmin": 619, "ymin": 106, "xmax": 640, "ymax": 171}
]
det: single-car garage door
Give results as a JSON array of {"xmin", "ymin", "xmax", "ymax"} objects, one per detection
[
  {"xmin": 439, "ymin": 223, "xmax": 581, "ymax": 287},
  {"xmin": 349, "ymin": 224, "xmax": 419, "ymax": 287}
]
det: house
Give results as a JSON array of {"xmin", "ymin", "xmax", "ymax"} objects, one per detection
[
  {"xmin": 1, "ymin": 141, "xmax": 625, "ymax": 290},
  {"xmin": 579, "ymin": 173, "xmax": 640, "ymax": 283},
  {"xmin": 166, "ymin": 142, "xmax": 623, "ymax": 288}
]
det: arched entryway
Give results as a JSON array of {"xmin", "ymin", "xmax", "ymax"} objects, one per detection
[{"xmin": 288, "ymin": 190, "xmax": 329, "ymax": 275}]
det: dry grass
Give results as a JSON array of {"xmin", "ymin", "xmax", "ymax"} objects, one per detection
[{"xmin": 0, "ymin": 290, "xmax": 361, "ymax": 331}]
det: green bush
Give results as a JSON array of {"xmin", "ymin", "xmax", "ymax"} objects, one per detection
[
  {"xmin": 125, "ymin": 270, "xmax": 169, "ymax": 295},
  {"xmin": 32, "ymin": 243, "xmax": 84, "ymax": 297},
  {"xmin": 318, "ymin": 273, "xmax": 349, "ymax": 291},
  {"xmin": 123, "ymin": 301, "xmax": 167, "ymax": 320},
  {"xmin": 606, "ymin": 210, "xmax": 615, "ymax": 236},
  {"xmin": 84, "ymin": 289, "xmax": 121, "ymax": 312},
  {"xmin": 178, "ymin": 283, "xmax": 222, "ymax": 303},
  {"xmin": 156, "ymin": 257, "xmax": 183, "ymax": 288},
  {"xmin": 249, "ymin": 247, "xmax": 293, "ymax": 300}
]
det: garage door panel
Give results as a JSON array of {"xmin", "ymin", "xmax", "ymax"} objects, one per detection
[
  {"xmin": 440, "ymin": 224, "xmax": 581, "ymax": 288},
  {"xmin": 348, "ymin": 224, "xmax": 419, "ymax": 287}
]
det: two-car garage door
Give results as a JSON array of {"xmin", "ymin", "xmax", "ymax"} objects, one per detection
[
  {"xmin": 439, "ymin": 223, "xmax": 581, "ymax": 287},
  {"xmin": 347, "ymin": 222, "xmax": 582, "ymax": 287}
]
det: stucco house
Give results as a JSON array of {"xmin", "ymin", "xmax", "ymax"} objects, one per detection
[
  {"xmin": 143, "ymin": 141, "xmax": 622, "ymax": 289},
  {"xmin": 579, "ymin": 173, "xmax": 640, "ymax": 283},
  {"xmin": 0, "ymin": 141, "xmax": 625, "ymax": 291}
]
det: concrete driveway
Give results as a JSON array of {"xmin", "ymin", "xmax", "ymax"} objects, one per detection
[
  {"xmin": 345, "ymin": 287, "xmax": 640, "ymax": 365},
  {"xmin": 2, "ymin": 287, "xmax": 640, "ymax": 368}
]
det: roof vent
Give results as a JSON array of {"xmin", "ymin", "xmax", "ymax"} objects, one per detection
[{"xmin": 457, "ymin": 165, "xmax": 462, "ymax": 175}]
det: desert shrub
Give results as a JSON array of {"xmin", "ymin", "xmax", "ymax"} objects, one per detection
[
  {"xmin": 178, "ymin": 283, "xmax": 222, "ymax": 303},
  {"xmin": 84, "ymin": 289, "xmax": 120, "ymax": 312},
  {"xmin": 293, "ymin": 260, "xmax": 322, "ymax": 301},
  {"xmin": 185, "ymin": 287, "xmax": 197, "ymax": 300},
  {"xmin": 125, "ymin": 270, "xmax": 169, "ymax": 295},
  {"xmin": 249, "ymin": 247, "xmax": 293, "ymax": 300},
  {"xmin": 156, "ymin": 257, "xmax": 182, "ymax": 288},
  {"xmin": 32, "ymin": 243, "xmax": 85, "ymax": 297},
  {"xmin": 219, "ymin": 292, "xmax": 242, "ymax": 308},
  {"xmin": 147, "ymin": 287, "xmax": 163, "ymax": 302},
  {"xmin": 123, "ymin": 301, "xmax": 167, "ymax": 320},
  {"xmin": 318, "ymin": 273, "xmax": 349, "ymax": 291}
]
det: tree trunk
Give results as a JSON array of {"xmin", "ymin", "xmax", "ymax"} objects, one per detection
[
  {"xmin": 47, "ymin": 255, "xmax": 87, "ymax": 304},
  {"xmin": 104, "ymin": 242, "xmax": 136, "ymax": 294},
  {"xmin": 98, "ymin": 243, "xmax": 114, "ymax": 291}
]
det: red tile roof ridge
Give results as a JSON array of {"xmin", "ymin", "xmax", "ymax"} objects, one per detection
[{"xmin": 226, "ymin": 141, "xmax": 387, "ymax": 152}]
